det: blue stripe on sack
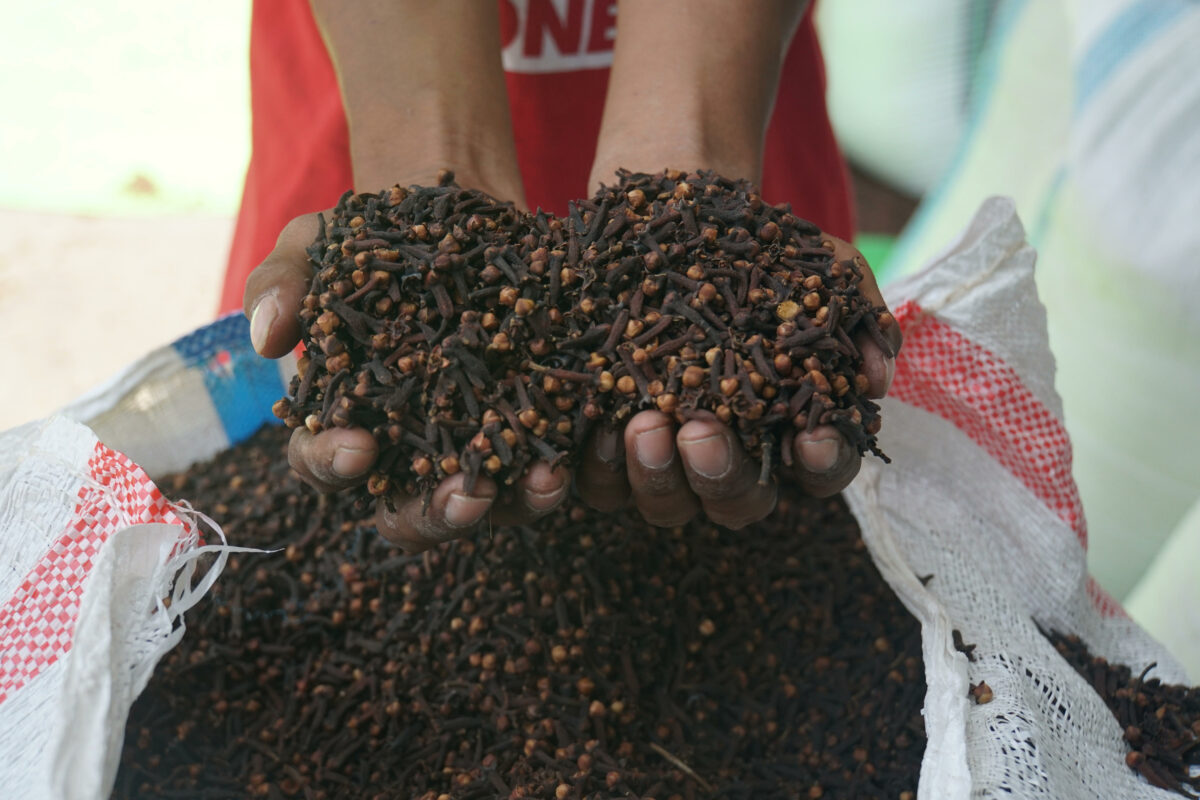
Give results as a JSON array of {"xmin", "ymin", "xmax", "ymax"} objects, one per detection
[
  {"xmin": 1075, "ymin": 0, "xmax": 1188, "ymax": 111},
  {"xmin": 172, "ymin": 313, "xmax": 285, "ymax": 446}
]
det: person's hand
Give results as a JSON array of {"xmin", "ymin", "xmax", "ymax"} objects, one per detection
[
  {"xmin": 577, "ymin": 0, "xmax": 900, "ymax": 528},
  {"xmin": 245, "ymin": 211, "xmax": 570, "ymax": 553},
  {"xmin": 243, "ymin": 1, "xmax": 555, "ymax": 552},
  {"xmin": 573, "ymin": 234, "xmax": 900, "ymax": 530},
  {"xmin": 248, "ymin": 214, "xmax": 897, "ymax": 543}
]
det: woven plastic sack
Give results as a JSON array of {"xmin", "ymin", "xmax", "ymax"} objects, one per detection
[
  {"xmin": 884, "ymin": 0, "xmax": 1200, "ymax": 601},
  {"xmin": 846, "ymin": 196, "xmax": 1189, "ymax": 798},
  {"xmin": 60, "ymin": 314, "xmax": 296, "ymax": 479},
  {"xmin": 0, "ymin": 418, "xmax": 222, "ymax": 799},
  {"xmin": 2, "ymin": 208, "xmax": 1187, "ymax": 798},
  {"xmin": 0, "ymin": 314, "xmax": 287, "ymax": 800}
]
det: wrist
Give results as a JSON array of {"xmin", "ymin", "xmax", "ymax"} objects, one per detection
[
  {"xmin": 590, "ymin": 115, "xmax": 763, "ymax": 195},
  {"xmin": 588, "ymin": 0, "xmax": 805, "ymax": 195},
  {"xmin": 348, "ymin": 104, "xmax": 525, "ymax": 206},
  {"xmin": 311, "ymin": 1, "xmax": 524, "ymax": 205}
]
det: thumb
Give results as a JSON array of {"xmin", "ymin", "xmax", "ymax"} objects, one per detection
[{"xmin": 243, "ymin": 213, "xmax": 323, "ymax": 358}]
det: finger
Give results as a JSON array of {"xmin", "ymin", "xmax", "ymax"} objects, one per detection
[
  {"xmin": 825, "ymin": 234, "xmax": 886, "ymax": 308},
  {"xmin": 288, "ymin": 426, "xmax": 378, "ymax": 493},
  {"xmin": 624, "ymin": 411, "xmax": 700, "ymax": 528},
  {"xmin": 676, "ymin": 418, "xmax": 777, "ymax": 530},
  {"xmin": 489, "ymin": 461, "xmax": 570, "ymax": 526},
  {"xmin": 244, "ymin": 213, "xmax": 323, "ymax": 358},
  {"xmin": 826, "ymin": 233, "xmax": 903, "ymax": 375},
  {"xmin": 789, "ymin": 426, "xmax": 862, "ymax": 497},
  {"xmin": 375, "ymin": 473, "xmax": 498, "ymax": 553},
  {"xmin": 856, "ymin": 336, "xmax": 896, "ymax": 399},
  {"xmin": 576, "ymin": 425, "xmax": 631, "ymax": 512}
]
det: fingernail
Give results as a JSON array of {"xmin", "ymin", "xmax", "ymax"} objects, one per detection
[
  {"xmin": 331, "ymin": 446, "xmax": 373, "ymax": 477},
  {"xmin": 799, "ymin": 437, "xmax": 841, "ymax": 472},
  {"xmin": 526, "ymin": 484, "xmax": 566, "ymax": 512},
  {"xmin": 445, "ymin": 492, "xmax": 492, "ymax": 527},
  {"xmin": 635, "ymin": 424, "xmax": 674, "ymax": 470},
  {"xmin": 678, "ymin": 433, "xmax": 731, "ymax": 479},
  {"xmin": 250, "ymin": 295, "xmax": 279, "ymax": 354},
  {"xmin": 883, "ymin": 357, "xmax": 896, "ymax": 395}
]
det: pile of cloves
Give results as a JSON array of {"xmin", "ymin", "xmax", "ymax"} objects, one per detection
[
  {"xmin": 273, "ymin": 169, "xmax": 893, "ymax": 507},
  {"xmin": 113, "ymin": 424, "xmax": 925, "ymax": 799},
  {"xmin": 1046, "ymin": 630, "xmax": 1200, "ymax": 796}
]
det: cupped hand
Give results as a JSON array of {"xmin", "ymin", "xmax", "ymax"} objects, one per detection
[
  {"xmin": 246, "ymin": 212, "xmax": 900, "ymax": 542},
  {"xmin": 576, "ymin": 234, "xmax": 901, "ymax": 530},
  {"xmin": 244, "ymin": 212, "xmax": 568, "ymax": 553}
]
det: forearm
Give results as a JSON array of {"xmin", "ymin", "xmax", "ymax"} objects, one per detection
[
  {"xmin": 591, "ymin": 0, "xmax": 808, "ymax": 190},
  {"xmin": 311, "ymin": 0, "xmax": 524, "ymax": 203}
]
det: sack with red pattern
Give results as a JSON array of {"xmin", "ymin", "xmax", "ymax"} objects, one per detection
[
  {"xmin": 0, "ymin": 417, "xmax": 227, "ymax": 799},
  {"xmin": 1, "ymin": 197, "xmax": 1185, "ymax": 800},
  {"xmin": 844, "ymin": 197, "xmax": 1189, "ymax": 798}
]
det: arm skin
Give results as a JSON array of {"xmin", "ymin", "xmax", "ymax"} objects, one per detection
[
  {"xmin": 577, "ymin": 0, "xmax": 902, "ymax": 529},
  {"xmin": 312, "ymin": 1, "xmax": 524, "ymax": 200},
  {"xmin": 590, "ymin": 0, "xmax": 808, "ymax": 190}
]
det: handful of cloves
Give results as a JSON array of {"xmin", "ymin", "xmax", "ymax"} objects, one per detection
[{"xmin": 273, "ymin": 169, "xmax": 895, "ymax": 508}]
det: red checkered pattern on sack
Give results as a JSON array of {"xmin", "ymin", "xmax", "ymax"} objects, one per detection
[
  {"xmin": 0, "ymin": 442, "xmax": 183, "ymax": 704},
  {"xmin": 1086, "ymin": 577, "xmax": 1125, "ymax": 618},
  {"xmin": 889, "ymin": 299, "xmax": 1088, "ymax": 546},
  {"xmin": 888, "ymin": 301, "xmax": 1118, "ymax": 617}
]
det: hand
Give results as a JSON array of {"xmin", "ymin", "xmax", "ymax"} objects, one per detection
[
  {"xmin": 245, "ymin": 210, "xmax": 570, "ymax": 553},
  {"xmin": 573, "ymin": 0, "xmax": 899, "ymax": 529},
  {"xmin": 574, "ymin": 234, "xmax": 900, "ymax": 530},
  {"xmin": 243, "ymin": 1, "xmax": 549, "ymax": 552}
]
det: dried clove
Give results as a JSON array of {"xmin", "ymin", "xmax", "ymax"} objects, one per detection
[
  {"xmin": 277, "ymin": 169, "xmax": 892, "ymax": 512},
  {"xmin": 1045, "ymin": 629, "xmax": 1200, "ymax": 797}
]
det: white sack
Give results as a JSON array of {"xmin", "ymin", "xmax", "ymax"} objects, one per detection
[
  {"xmin": 847, "ymin": 197, "xmax": 1188, "ymax": 798},
  {"xmin": 0, "ymin": 417, "xmax": 226, "ymax": 800}
]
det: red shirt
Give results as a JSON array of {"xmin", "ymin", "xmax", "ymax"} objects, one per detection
[{"xmin": 220, "ymin": 0, "xmax": 853, "ymax": 314}]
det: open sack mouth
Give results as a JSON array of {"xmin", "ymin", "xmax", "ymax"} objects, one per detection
[
  {"xmin": 7, "ymin": 199, "xmax": 1185, "ymax": 800},
  {"xmin": 114, "ymin": 424, "xmax": 926, "ymax": 800}
]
